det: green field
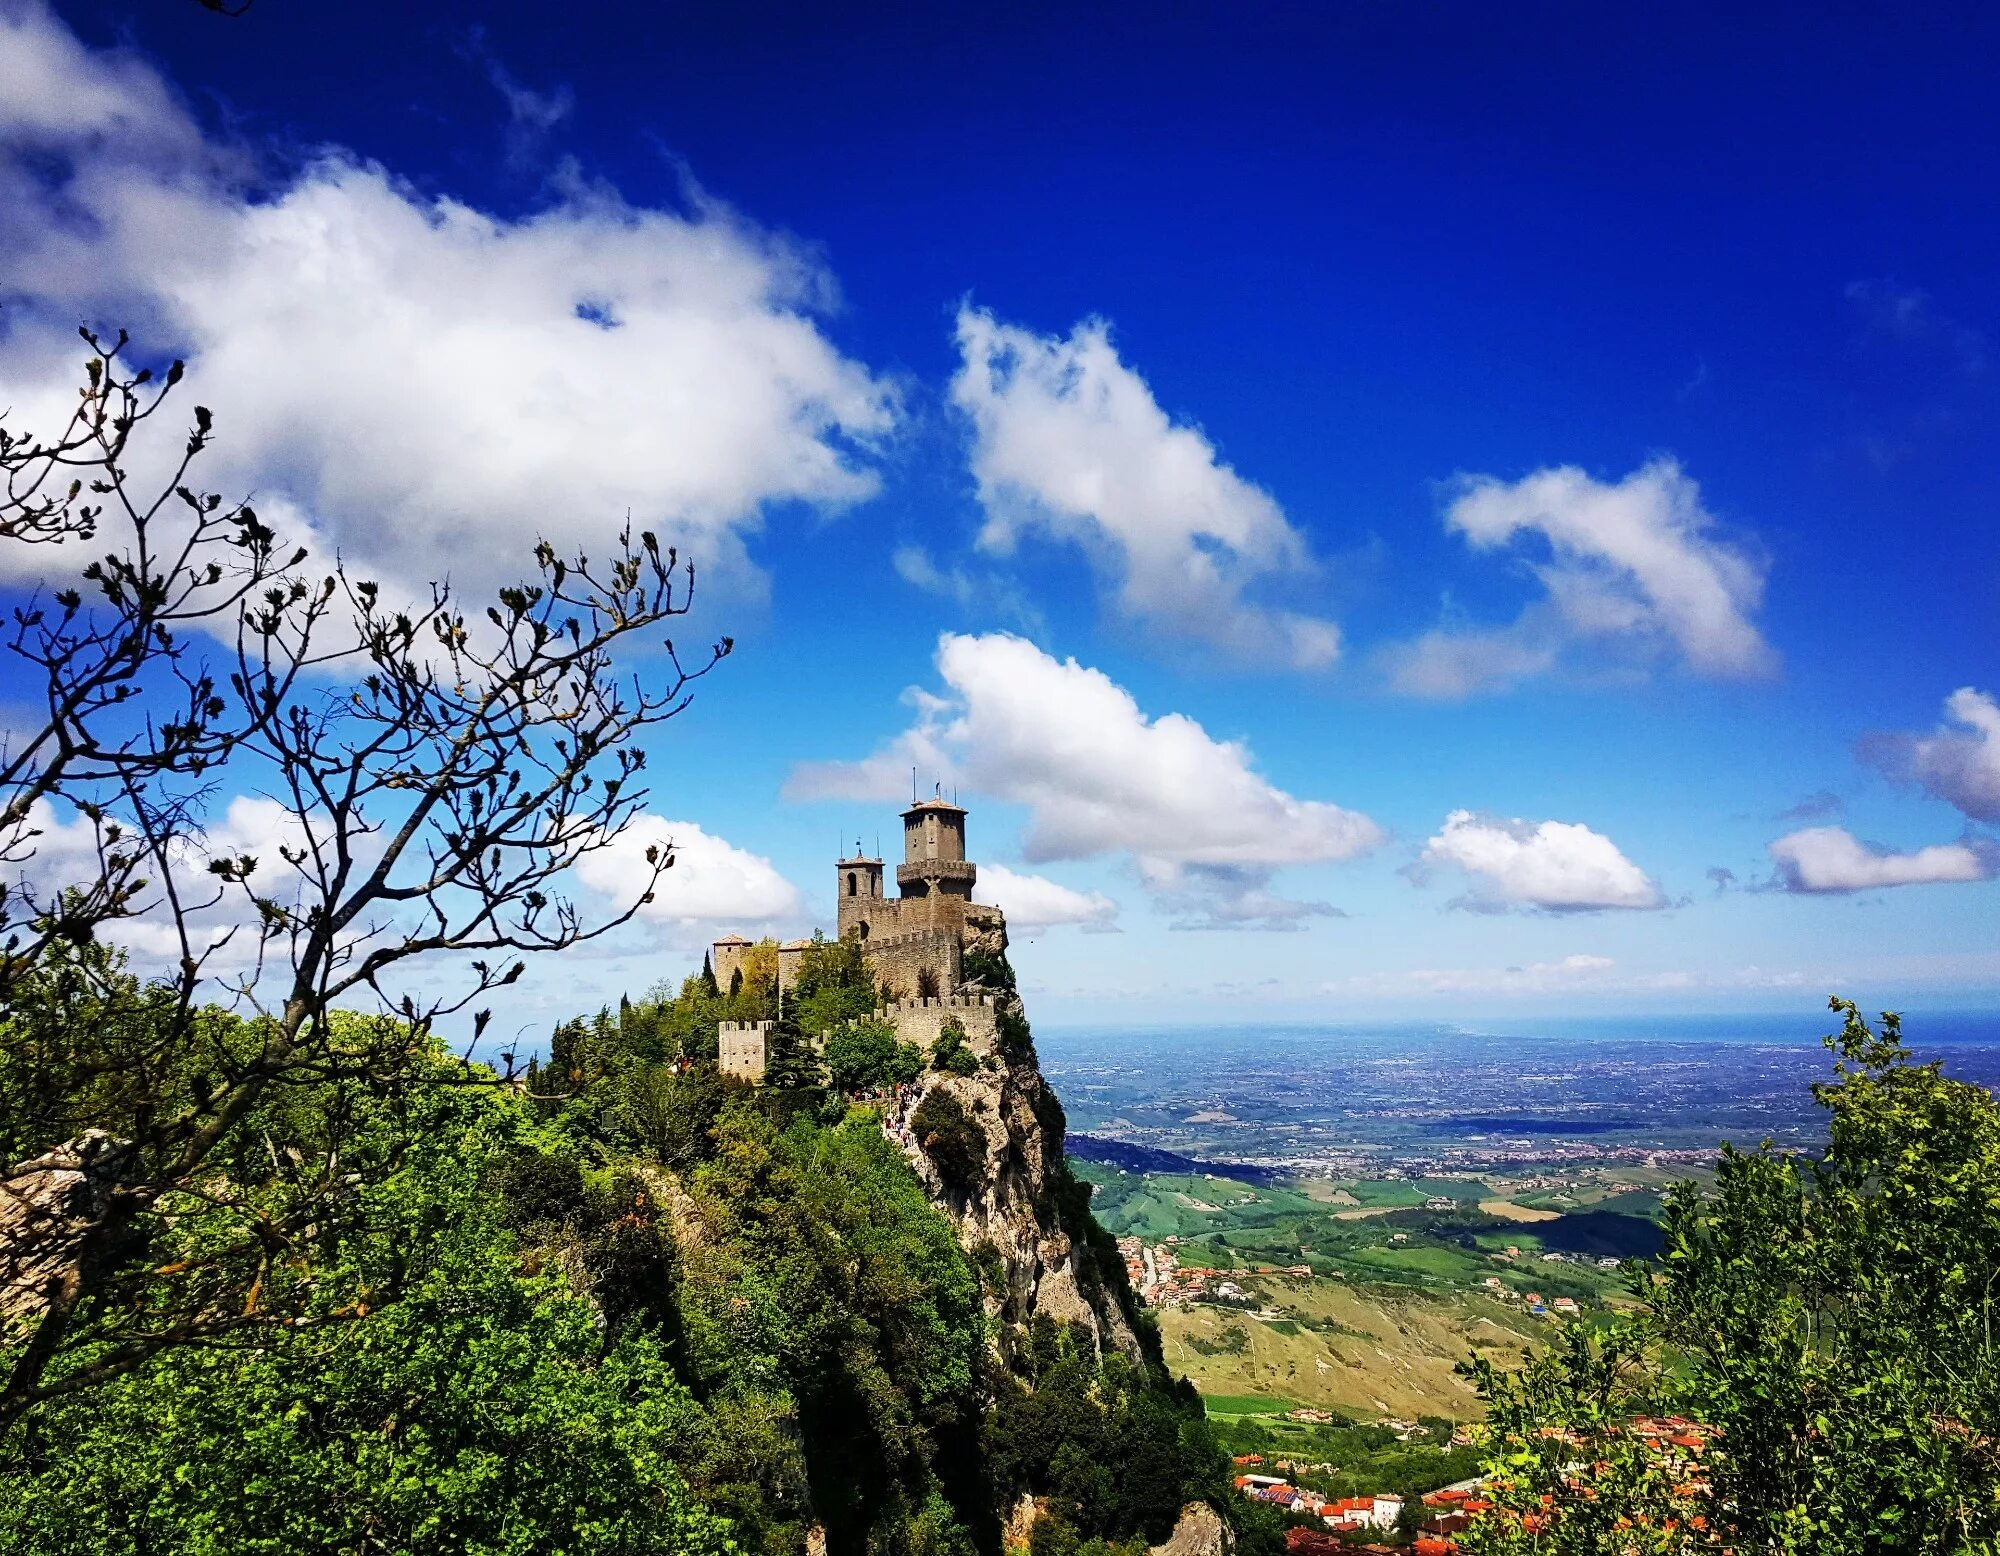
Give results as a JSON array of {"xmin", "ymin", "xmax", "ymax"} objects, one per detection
[{"xmin": 1199, "ymin": 1392, "xmax": 1303, "ymax": 1417}]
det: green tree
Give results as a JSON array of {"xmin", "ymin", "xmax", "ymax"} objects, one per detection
[
  {"xmin": 792, "ymin": 933, "xmax": 879, "ymax": 1038},
  {"xmin": 1463, "ymin": 998, "xmax": 2000, "ymax": 1555},
  {"xmin": 824, "ymin": 1018, "xmax": 924, "ymax": 1092},
  {"xmin": 0, "ymin": 1041, "xmax": 732, "ymax": 1555},
  {"xmin": 929, "ymin": 1017, "xmax": 981, "ymax": 1076},
  {"xmin": 912, "ymin": 1089, "xmax": 987, "ymax": 1192},
  {"xmin": 0, "ymin": 339, "xmax": 727, "ymax": 1423},
  {"xmin": 762, "ymin": 1008, "xmax": 822, "ymax": 1090}
]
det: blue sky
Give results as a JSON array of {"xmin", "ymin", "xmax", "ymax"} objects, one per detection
[{"xmin": 3, "ymin": 1, "xmax": 1997, "ymax": 1030}]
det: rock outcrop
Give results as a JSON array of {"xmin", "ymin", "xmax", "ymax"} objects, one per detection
[
  {"xmin": 0, "ymin": 1129, "xmax": 131, "ymax": 1323},
  {"xmin": 889, "ymin": 993, "xmax": 1144, "ymax": 1367},
  {"xmin": 1148, "ymin": 1502, "xmax": 1233, "ymax": 1556}
]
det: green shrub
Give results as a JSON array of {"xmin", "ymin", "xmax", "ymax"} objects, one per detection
[
  {"xmin": 930, "ymin": 1017, "xmax": 981, "ymax": 1076},
  {"xmin": 912, "ymin": 1088, "xmax": 988, "ymax": 1191},
  {"xmin": 825, "ymin": 1017, "xmax": 926, "ymax": 1091}
]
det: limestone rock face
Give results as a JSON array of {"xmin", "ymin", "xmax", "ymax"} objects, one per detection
[
  {"xmin": 0, "ymin": 1129, "xmax": 131, "ymax": 1322},
  {"xmin": 888, "ymin": 996, "xmax": 1143, "ymax": 1367},
  {"xmin": 957, "ymin": 905, "xmax": 1009, "ymax": 989},
  {"xmin": 1001, "ymin": 1493, "xmax": 1042, "ymax": 1552},
  {"xmin": 1148, "ymin": 1502, "xmax": 1233, "ymax": 1556}
]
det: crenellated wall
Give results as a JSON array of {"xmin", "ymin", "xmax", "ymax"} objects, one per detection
[{"xmin": 872, "ymin": 994, "xmax": 1000, "ymax": 1054}]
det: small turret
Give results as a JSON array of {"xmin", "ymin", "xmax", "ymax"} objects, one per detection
[{"xmin": 836, "ymin": 843, "xmax": 885, "ymax": 941}]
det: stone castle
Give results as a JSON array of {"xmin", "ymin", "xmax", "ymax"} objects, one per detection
[{"xmin": 713, "ymin": 795, "xmax": 1009, "ymax": 1082}]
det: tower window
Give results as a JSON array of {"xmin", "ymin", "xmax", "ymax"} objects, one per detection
[{"xmin": 847, "ymin": 872, "xmax": 857, "ymax": 896}]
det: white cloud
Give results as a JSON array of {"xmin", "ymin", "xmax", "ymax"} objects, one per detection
[
  {"xmin": 1135, "ymin": 860, "xmax": 1344, "ymax": 932},
  {"xmin": 977, "ymin": 863, "xmax": 1118, "ymax": 931},
  {"xmin": 1388, "ymin": 459, "xmax": 1775, "ymax": 695},
  {"xmin": 0, "ymin": 3, "xmax": 206, "ymax": 155},
  {"xmin": 788, "ymin": 632, "xmax": 1381, "ymax": 922},
  {"xmin": 950, "ymin": 307, "xmax": 1340, "ymax": 669},
  {"xmin": 1767, "ymin": 825, "xmax": 1998, "ymax": 894},
  {"xmin": 1413, "ymin": 809, "xmax": 1665, "ymax": 912},
  {"xmin": 1325, "ymin": 955, "xmax": 1817, "ymax": 1000},
  {"xmin": 3, "ymin": 792, "xmax": 321, "ymax": 977},
  {"xmin": 1859, "ymin": 687, "xmax": 2000, "ymax": 824},
  {"xmin": 0, "ymin": 3, "xmax": 894, "ymax": 604},
  {"xmin": 575, "ymin": 815, "xmax": 804, "ymax": 935},
  {"xmin": 1329, "ymin": 953, "xmax": 1619, "ymax": 998}
]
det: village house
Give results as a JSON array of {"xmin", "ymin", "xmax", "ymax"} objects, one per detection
[{"xmin": 1322, "ymin": 1494, "xmax": 1404, "ymax": 1532}]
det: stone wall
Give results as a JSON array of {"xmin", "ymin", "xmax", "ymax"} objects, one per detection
[
  {"xmin": 877, "ymin": 994, "xmax": 1000, "ymax": 1054},
  {"xmin": 719, "ymin": 1020, "xmax": 772, "ymax": 1084},
  {"xmin": 863, "ymin": 927, "xmax": 962, "ymax": 1003}
]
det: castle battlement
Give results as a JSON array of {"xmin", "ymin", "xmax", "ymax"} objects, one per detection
[
  {"xmin": 865, "ymin": 927, "xmax": 960, "ymax": 951},
  {"xmin": 878, "ymin": 995, "xmax": 997, "ymax": 1015},
  {"xmin": 821, "ymin": 995, "xmax": 1002, "ymax": 1058}
]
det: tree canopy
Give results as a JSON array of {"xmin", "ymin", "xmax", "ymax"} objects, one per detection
[{"xmin": 1464, "ymin": 999, "xmax": 2000, "ymax": 1555}]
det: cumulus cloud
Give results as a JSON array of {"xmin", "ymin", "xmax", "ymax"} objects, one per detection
[
  {"xmin": 950, "ymin": 307, "xmax": 1340, "ymax": 669},
  {"xmin": 977, "ymin": 864, "xmax": 1118, "ymax": 931},
  {"xmin": 1767, "ymin": 825, "xmax": 1998, "ymax": 894},
  {"xmin": 1412, "ymin": 809, "xmax": 1665, "ymax": 913},
  {"xmin": 1387, "ymin": 459, "xmax": 1775, "ymax": 696},
  {"xmin": 0, "ymin": 3, "xmax": 894, "ymax": 604},
  {"xmin": 574, "ymin": 815, "xmax": 804, "ymax": 937},
  {"xmin": 1859, "ymin": 687, "xmax": 2000, "ymax": 824},
  {"xmin": 788, "ymin": 632, "xmax": 1381, "ymax": 922}
]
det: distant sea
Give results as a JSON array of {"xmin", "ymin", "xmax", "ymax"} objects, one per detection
[{"xmin": 1035, "ymin": 1011, "xmax": 2000, "ymax": 1168}]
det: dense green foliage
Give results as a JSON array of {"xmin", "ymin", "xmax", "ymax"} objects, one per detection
[
  {"xmin": 988, "ymin": 1318, "xmax": 1224, "ymax": 1552},
  {"xmin": 912, "ymin": 1089, "xmax": 988, "ymax": 1192},
  {"xmin": 1464, "ymin": 1000, "xmax": 2000, "ymax": 1555},
  {"xmin": 2, "ymin": 931, "xmax": 1229, "ymax": 1553},
  {"xmin": 0, "ymin": 968, "xmax": 728, "ymax": 1555},
  {"xmin": 930, "ymin": 1018, "xmax": 984, "ymax": 1077},
  {"xmin": 824, "ymin": 1017, "xmax": 926, "ymax": 1092}
]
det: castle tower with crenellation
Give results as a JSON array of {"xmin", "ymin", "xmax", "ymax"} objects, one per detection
[{"xmin": 714, "ymin": 792, "xmax": 1006, "ymax": 1024}]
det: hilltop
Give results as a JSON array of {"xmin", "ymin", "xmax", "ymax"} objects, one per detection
[{"xmin": 0, "ymin": 804, "xmax": 1239, "ymax": 1556}]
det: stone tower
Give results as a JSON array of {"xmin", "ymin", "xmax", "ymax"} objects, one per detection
[
  {"xmin": 711, "ymin": 932, "xmax": 752, "ymax": 992},
  {"xmin": 712, "ymin": 799, "xmax": 998, "ymax": 1009},
  {"xmin": 898, "ymin": 795, "xmax": 976, "ymax": 917},
  {"xmin": 835, "ymin": 845, "xmax": 886, "ymax": 942}
]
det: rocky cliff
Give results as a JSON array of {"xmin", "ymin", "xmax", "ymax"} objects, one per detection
[{"xmin": 892, "ymin": 996, "xmax": 1146, "ymax": 1369}]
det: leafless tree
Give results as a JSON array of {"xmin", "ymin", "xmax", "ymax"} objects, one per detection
[{"xmin": 0, "ymin": 330, "xmax": 727, "ymax": 1427}]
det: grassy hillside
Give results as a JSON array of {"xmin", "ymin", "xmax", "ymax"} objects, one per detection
[
  {"xmin": 1078, "ymin": 1161, "xmax": 1665, "ymax": 1421},
  {"xmin": 1161, "ymin": 1277, "xmax": 1543, "ymax": 1420}
]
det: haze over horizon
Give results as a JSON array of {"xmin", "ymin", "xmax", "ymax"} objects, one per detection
[{"xmin": 4, "ymin": 0, "xmax": 1997, "ymax": 1031}]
